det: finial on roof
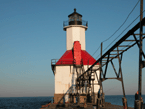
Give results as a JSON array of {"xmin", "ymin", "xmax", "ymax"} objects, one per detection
[{"xmin": 74, "ymin": 8, "xmax": 76, "ymax": 12}]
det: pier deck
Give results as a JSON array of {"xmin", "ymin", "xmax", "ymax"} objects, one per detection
[{"xmin": 41, "ymin": 102, "xmax": 134, "ymax": 109}]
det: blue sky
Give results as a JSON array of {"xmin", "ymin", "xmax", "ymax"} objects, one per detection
[{"xmin": 0, "ymin": 0, "xmax": 145, "ymax": 97}]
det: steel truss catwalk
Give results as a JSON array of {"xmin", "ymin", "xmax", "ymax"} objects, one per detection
[{"xmin": 76, "ymin": 17, "xmax": 145, "ymax": 108}]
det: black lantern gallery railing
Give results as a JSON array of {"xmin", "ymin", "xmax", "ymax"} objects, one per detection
[{"xmin": 63, "ymin": 20, "xmax": 88, "ymax": 27}]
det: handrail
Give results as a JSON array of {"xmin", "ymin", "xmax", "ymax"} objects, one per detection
[
  {"xmin": 51, "ymin": 58, "xmax": 93, "ymax": 65},
  {"xmin": 51, "ymin": 59, "xmax": 74, "ymax": 65},
  {"xmin": 63, "ymin": 20, "xmax": 88, "ymax": 27}
]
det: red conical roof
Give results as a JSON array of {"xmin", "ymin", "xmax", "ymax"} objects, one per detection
[
  {"xmin": 56, "ymin": 50, "xmax": 99, "ymax": 65},
  {"xmin": 56, "ymin": 41, "xmax": 99, "ymax": 65}
]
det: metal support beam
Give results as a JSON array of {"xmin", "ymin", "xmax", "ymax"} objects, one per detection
[
  {"xmin": 103, "ymin": 54, "xmax": 110, "ymax": 78},
  {"xmin": 138, "ymin": 0, "xmax": 143, "ymax": 101},
  {"xmin": 124, "ymin": 40, "xmax": 137, "ymax": 41},
  {"xmin": 112, "ymin": 50, "xmax": 126, "ymax": 52},
  {"xmin": 134, "ymin": 33, "xmax": 145, "ymax": 35},
  {"xmin": 118, "ymin": 45, "xmax": 131, "ymax": 47},
  {"xmin": 133, "ymin": 33, "xmax": 145, "ymax": 59},
  {"xmin": 117, "ymin": 48, "xmax": 122, "ymax": 77},
  {"xmin": 110, "ymin": 60, "xmax": 118, "ymax": 77},
  {"xmin": 100, "ymin": 43, "xmax": 103, "ymax": 77},
  {"xmin": 142, "ymin": 61, "xmax": 145, "ymax": 68},
  {"xmin": 101, "ymin": 77, "xmax": 122, "ymax": 82}
]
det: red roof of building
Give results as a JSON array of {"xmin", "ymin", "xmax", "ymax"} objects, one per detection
[{"xmin": 56, "ymin": 50, "xmax": 99, "ymax": 65}]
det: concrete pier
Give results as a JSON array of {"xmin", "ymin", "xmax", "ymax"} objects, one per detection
[{"xmin": 40, "ymin": 102, "xmax": 134, "ymax": 109}]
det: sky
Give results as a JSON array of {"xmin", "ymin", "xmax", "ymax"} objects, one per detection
[{"xmin": 0, "ymin": 0, "xmax": 145, "ymax": 97}]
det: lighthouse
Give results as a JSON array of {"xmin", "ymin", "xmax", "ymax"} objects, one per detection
[{"xmin": 51, "ymin": 9, "xmax": 100, "ymax": 104}]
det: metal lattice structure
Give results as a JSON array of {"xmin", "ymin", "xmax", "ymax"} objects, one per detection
[{"xmin": 76, "ymin": 16, "xmax": 145, "ymax": 108}]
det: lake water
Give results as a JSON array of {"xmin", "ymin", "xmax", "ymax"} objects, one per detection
[
  {"xmin": 105, "ymin": 95, "xmax": 145, "ymax": 107},
  {"xmin": 0, "ymin": 96, "xmax": 53, "ymax": 109},
  {"xmin": 0, "ymin": 95, "xmax": 144, "ymax": 109}
]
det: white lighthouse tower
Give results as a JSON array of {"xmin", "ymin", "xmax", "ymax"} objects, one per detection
[
  {"xmin": 64, "ymin": 8, "xmax": 87, "ymax": 51},
  {"xmin": 51, "ymin": 9, "xmax": 100, "ymax": 104}
]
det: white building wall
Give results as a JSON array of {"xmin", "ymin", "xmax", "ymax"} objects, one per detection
[
  {"xmin": 72, "ymin": 27, "xmax": 80, "ymax": 42},
  {"xmin": 65, "ymin": 25, "xmax": 87, "ymax": 50},
  {"xmin": 55, "ymin": 66, "xmax": 73, "ymax": 94},
  {"xmin": 80, "ymin": 28, "xmax": 86, "ymax": 51},
  {"xmin": 66, "ymin": 28, "xmax": 72, "ymax": 51},
  {"xmin": 55, "ymin": 65, "xmax": 100, "ymax": 94}
]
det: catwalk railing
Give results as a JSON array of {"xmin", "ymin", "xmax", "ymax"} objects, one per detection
[{"xmin": 63, "ymin": 20, "xmax": 88, "ymax": 27}]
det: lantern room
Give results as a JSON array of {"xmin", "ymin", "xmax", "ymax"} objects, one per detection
[
  {"xmin": 63, "ymin": 8, "xmax": 88, "ymax": 31},
  {"xmin": 68, "ymin": 8, "xmax": 82, "ymax": 25}
]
